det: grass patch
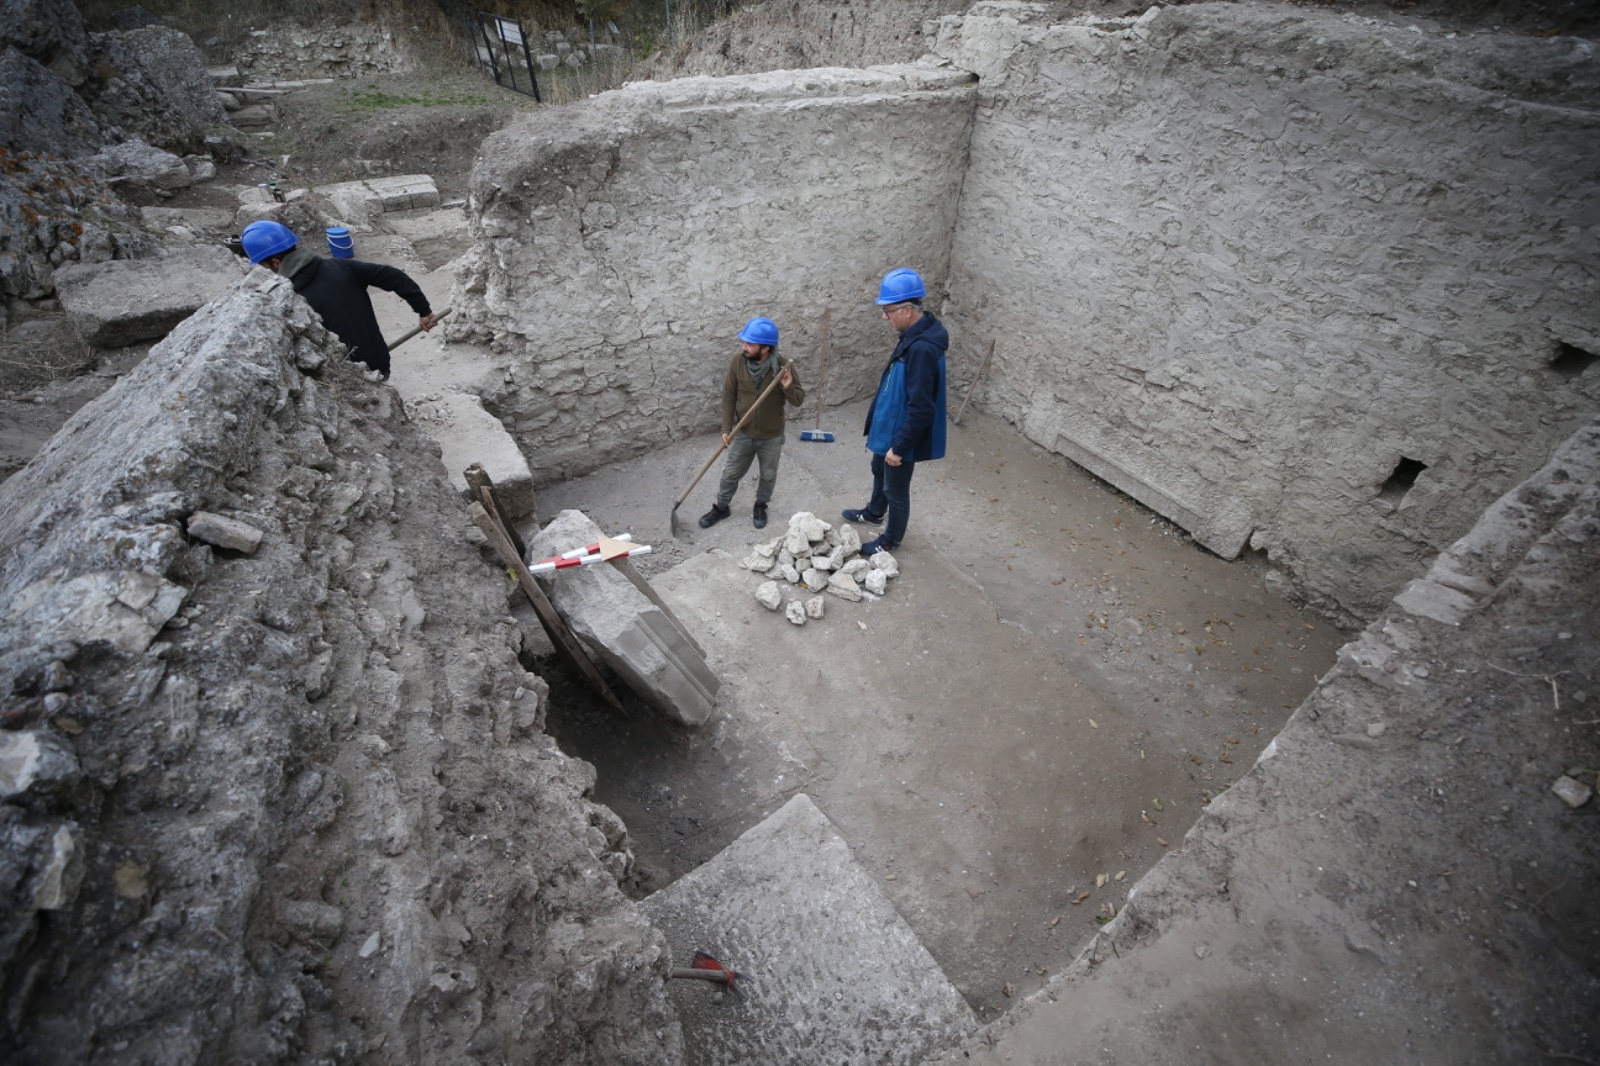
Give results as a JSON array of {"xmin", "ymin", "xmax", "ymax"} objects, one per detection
[{"xmin": 341, "ymin": 86, "xmax": 494, "ymax": 113}]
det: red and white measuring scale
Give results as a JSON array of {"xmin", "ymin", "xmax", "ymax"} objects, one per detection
[{"xmin": 528, "ymin": 533, "xmax": 651, "ymax": 574}]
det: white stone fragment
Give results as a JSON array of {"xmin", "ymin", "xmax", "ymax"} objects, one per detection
[
  {"xmin": 781, "ymin": 565, "xmax": 801, "ymax": 584},
  {"xmin": 812, "ymin": 555, "xmax": 835, "ymax": 572},
  {"xmin": 827, "ymin": 572, "xmax": 863, "ymax": 602},
  {"xmin": 1552, "ymin": 775, "xmax": 1593, "ymax": 809},
  {"xmin": 785, "ymin": 528, "xmax": 810, "ymax": 556},
  {"xmin": 755, "ymin": 581, "xmax": 783, "ymax": 611},
  {"xmin": 359, "ymin": 931, "xmax": 382, "ymax": 958},
  {"xmin": 864, "ymin": 568, "xmax": 888, "ymax": 596},
  {"xmin": 31, "ymin": 824, "xmax": 84, "ymax": 910},
  {"xmin": 764, "ymin": 562, "xmax": 784, "ymax": 579},
  {"xmin": 0, "ymin": 731, "xmax": 79, "ymax": 801},
  {"xmin": 186, "ymin": 511, "xmax": 264, "ymax": 553},
  {"xmin": 870, "ymin": 552, "xmax": 899, "ymax": 577},
  {"xmin": 802, "ymin": 568, "xmax": 826, "ymax": 588},
  {"xmin": 805, "ymin": 595, "xmax": 826, "ymax": 619},
  {"xmin": 837, "ymin": 523, "xmax": 862, "ymax": 555},
  {"xmin": 785, "ymin": 600, "xmax": 807, "ymax": 625},
  {"xmin": 840, "ymin": 558, "xmax": 870, "ymax": 577}
]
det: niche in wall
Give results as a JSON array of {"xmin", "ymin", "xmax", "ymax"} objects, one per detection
[
  {"xmin": 1380, "ymin": 457, "xmax": 1428, "ymax": 502},
  {"xmin": 1550, "ymin": 341, "xmax": 1598, "ymax": 381}
]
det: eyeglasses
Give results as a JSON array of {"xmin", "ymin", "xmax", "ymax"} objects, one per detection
[{"xmin": 880, "ymin": 304, "xmax": 905, "ymax": 319}]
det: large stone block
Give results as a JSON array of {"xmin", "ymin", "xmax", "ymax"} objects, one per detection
[
  {"xmin": 54, "ymin": 245, "xmax": 245, "ymax": 347},
  {"xmin": 641, "ymin": 793, "xmax": 976, "ymax": 1066},
  {"xmin": 527, "ymin": 509, "xmax": 719, "ymax": 724}
]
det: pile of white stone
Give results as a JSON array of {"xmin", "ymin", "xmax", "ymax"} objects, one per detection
[{"xmin": 741, "ymin": 511, "xmax": 899, "ymax": 625}]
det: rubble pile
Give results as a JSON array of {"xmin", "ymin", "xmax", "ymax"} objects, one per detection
[{"xmin": 741, "ymin": 511, "xmax": 900, "ymax": 625}]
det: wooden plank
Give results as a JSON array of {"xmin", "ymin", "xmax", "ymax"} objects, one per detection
[
  {"xmin": 465, "ymin": 463, "xmax": 528, "ymax": 559},
  {"xmin": 470, "ymin": 502, "xmax": 626, "ymax": 717}
]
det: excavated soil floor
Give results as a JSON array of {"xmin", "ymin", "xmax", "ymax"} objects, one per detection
[{"xmin": 524, "ymin": 394, "xmax": 1349, "ymax": 1017}]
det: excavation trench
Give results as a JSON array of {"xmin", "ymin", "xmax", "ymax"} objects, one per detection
[{"xmin": 517, "ymin": 397, "xmax": 1348, "ymax": 1016}]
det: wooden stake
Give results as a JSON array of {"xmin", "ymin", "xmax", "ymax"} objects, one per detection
[
  {"xmin": 951, "ymin": 338, "xmax": 997, "ymax": 427},
  {"xmin": 469, "ymin": 500, "xmax": 626, "ymax": 717}
]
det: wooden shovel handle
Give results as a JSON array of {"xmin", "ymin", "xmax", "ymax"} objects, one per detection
[{"xmin": 674, "ymin": 362, "xmax": 791, "ymax": 508}]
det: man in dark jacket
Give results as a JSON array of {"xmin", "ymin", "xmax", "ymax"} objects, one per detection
[
  {"xmin": 842, "ymin": 268, "xmax": 948, "ymax": 557},
  {"xmin": 241, "ymin": 220, "xmax": 436, "ymax": 379}
]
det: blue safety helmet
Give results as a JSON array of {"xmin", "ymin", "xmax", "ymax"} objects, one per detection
[
  {"xmin": 737, "ymin": 316, "xmax": 780, "ymax": 348},
  {"xmin": 876, "ymin": 268, "xmax": 927, "ymax": 305},
  {"xmin": 241, "ymin": 220, "xmax": 298, "ymax": 265}
]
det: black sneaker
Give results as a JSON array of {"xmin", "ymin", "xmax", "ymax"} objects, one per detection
[
  {"xmin": 698, "ymin": 503, "xmax": 731, "ymax": 528},
  {"xmin": 753, "ymin": 502, "xmax": 769, "ymax": 529},
  {"xmin": 859, "ymin": 536, "xmax": 899, "ymax": 557},
  {"xmin": 841, "ymin": 508, "xmax": 884, "ymax": 525}
]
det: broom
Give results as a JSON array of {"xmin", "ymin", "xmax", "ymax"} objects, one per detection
[{"xmin": 799, "ymin": 307, "xmax": 834, "ymax": 443}]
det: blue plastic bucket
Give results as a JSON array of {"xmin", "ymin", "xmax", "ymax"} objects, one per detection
[{"xmin": 326, "ymin": 227, "xmax": 354, "ymax": 259}]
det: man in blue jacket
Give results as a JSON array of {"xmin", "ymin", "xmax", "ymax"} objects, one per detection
[
  {"xmin": 241, "ymin": 220, "xmax": 436, "ymax": 379},
  {"xmin": 842, "ymin": 268, "xmax": 949, "ymax": 557}
]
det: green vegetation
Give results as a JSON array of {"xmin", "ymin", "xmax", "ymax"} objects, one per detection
[{"xmin": 341, "ymin": 86, "xmax": 493, "ymax": 113}]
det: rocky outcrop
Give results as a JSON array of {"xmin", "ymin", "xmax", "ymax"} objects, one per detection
[
  {"xmin": 81, "ymin": 26, "xmax": 225, "ymax": 156},
  {"xmin": 0, "ymin": 275, "xmax": 682, "ymax": 1064},
  {"xmin": 1, "ymin": 2, "xmax": 222, "ymax": 159}
]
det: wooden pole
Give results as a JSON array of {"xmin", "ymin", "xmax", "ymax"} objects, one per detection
[
  {"xmin": 469, "ymin": 499, "xmax": 626, "ymax": 717},
  {"xmin": 951, "ymin": 338, "xmax": 997, "ymax": 427}
]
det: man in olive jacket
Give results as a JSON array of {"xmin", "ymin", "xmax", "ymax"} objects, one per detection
[{"xmin": 700, "ymin": 316, "xmax": 805, "ymax": 530}]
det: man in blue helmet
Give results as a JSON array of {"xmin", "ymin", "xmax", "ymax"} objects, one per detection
[
  {"xmin": 700, "ymin": 316, "xmax": 805, "ymax": 530},
  {"xmin": 240, "ymin": 220, "xmax": 436, "ymax": 379},
  {"xmin": 842, "ymin": 268, "xmax": 948, "ymax": 556}
]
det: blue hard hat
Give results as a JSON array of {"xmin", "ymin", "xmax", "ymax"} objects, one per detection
[
  {"xmin": 737, "ymin": 316, "xmax": 779, "ymax": 347},
  {"xmin": 876, "ymin": 268, "xmax": 927, "ymax": 305},
  {"xmin": 241, "ymin": 220, "xmax": 298, "ymax": 264}
]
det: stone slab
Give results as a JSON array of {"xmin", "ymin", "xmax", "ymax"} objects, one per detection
[
  {"xmin": 426, "ymin": 392, "xmax": 536, "ymax": 523},
  {"xmin": 527, "ymin": 509, "xmax": 719, "ymax": 724},
  {"xmin": 53, "ymin": 245, "xmax": 246, "ymax": 348},
  {"xmin": 317, "ymin": 174, "xmax": 440, "ymax": 230},
  {"xmin": 639, "ymin": 793, "xmax": 976, "ymax": 1066}
]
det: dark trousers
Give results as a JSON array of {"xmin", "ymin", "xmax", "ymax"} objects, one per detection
[{"xmin": 867, "ymin": 451, "xmax": 916, "ymax": 547}]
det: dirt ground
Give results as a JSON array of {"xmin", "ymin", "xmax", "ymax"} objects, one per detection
[{"xmin": 521, "ymin": 390, "xmax": 1350, "ymax": 1017}]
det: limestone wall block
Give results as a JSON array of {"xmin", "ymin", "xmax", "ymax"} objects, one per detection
[{"xmin": 933, "ymin": 5, "xmax": 1600, "ymax": 620}]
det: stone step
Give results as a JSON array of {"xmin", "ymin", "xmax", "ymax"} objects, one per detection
[{"xmin": 640, "ymin": 794, "xmax": 976, "ymax": 1066}]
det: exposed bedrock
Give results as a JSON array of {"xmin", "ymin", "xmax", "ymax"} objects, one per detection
[
  {"xmin": 0, "ymin": 275, "xmax": 680, "ymax": 1064},
  {"xmin": 451, "ymin": 64, "xmax": 977, "ymax": 483}
]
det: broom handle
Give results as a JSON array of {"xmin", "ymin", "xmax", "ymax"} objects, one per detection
[{"xmin": 814, "ymin": 308, "xmax": 830, "ymax": 429}]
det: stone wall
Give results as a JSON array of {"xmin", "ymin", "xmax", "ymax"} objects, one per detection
[
  {"xmin": 0, "ymin": 275, "xmax": 680, "ymax": 1064},
  {"xmin": 931, "ymin": 3, "xmax": 1600, "ymax": 620},
  {"xmin": 233, "ymin": 17, "xmax": 417, "ymax": 81},
  {"xmin": 451, "ymin": 65, "xmax": 977, "ymax": 482},
  {"xmin": 636, "ymin": 0, "xmax": 971, "ymax": 79}
]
